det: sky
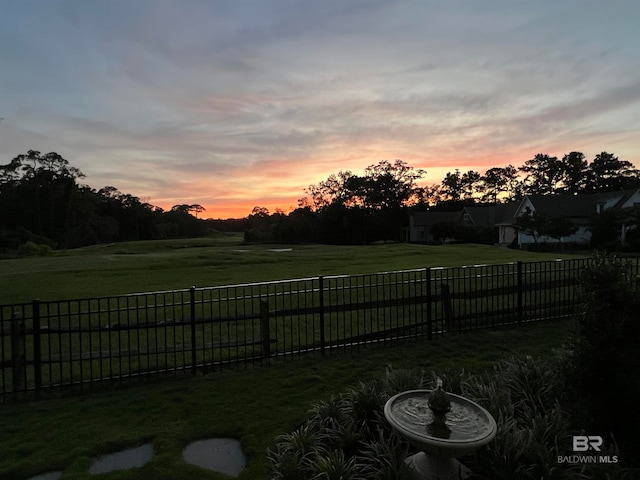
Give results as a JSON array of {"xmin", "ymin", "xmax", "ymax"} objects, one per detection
[{"xmin": 1, "ymin": 0, "xmax": 639, "ymax": 219}]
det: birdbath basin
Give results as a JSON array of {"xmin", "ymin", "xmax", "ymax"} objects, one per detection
[{"xmin": 384, "ymin": 388, "xmax": 496, "ymax": 479}]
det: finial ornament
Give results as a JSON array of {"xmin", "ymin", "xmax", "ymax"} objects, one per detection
[{"xmin": 428, "ymin": 377, "xmax": 451, "ymax": 416}]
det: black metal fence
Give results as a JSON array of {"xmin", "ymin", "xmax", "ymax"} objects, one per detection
[{"xmin": 2, "ymin": 257, "xmax": 638, "ymax": 400}]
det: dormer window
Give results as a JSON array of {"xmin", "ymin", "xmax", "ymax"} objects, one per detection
[{"xmin": 597, "ymin": 203, "xmax": 605, "ymax": 213}]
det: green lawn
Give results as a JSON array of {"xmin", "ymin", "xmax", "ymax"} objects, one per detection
[
  {"xmin": 0, "ymin": 238, "xmax": 583, "ymax": 479},
  {"xmin": 0, "ymin": 319, "xmax": 573, "ymax": 480},
  {"xmin": 0, "ymin": 234, "xmax": 582, "ymax": 304}
]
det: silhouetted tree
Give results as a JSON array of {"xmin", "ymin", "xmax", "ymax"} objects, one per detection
[
  {"xmin": 539, "ymin": 215, "xmax": 578, "ymax": 245},
  {"xmin": 514, "ymin": 207, "xmax": 547, "ymax": 244},
  {"xmin": 460, "ymin": 170, "xmax": 481, "ymax": 201},
  {"xmin": 440, "ymin": 170, "xmax": 463, "ymax": 202},
  {"xmin": 558, "ymin": 151, "xmax": 589, "ymax": 194},
  {"xmin": 479, "ymin": 166, "xmax": 516, "ymax": 204},
  {"xmin": 164, "ymin": 204, "xmax": 209, "ymax": 238},
  {"xmin": 305, "ymin": 171, "xmax": 364, "ymax": 209},
  {"xmin": 519, "ymin": 153, "xmax": 563, "ymax": 195},
  {"xmin": 191, "ymin": 204, "xmax": 205, "ymax": 218},
  {"xmin": 0, "ymin": 150, "xmax": 215, "ymax": 251},
  {"xmin": 589, "ymin": 209, "xmax": 624, "ymax": 249},
  {"xmin": 0, "ymin": 150, "xmax": 85, "ymax": 246},
  {"xmin": 362, "ymin": 159, "xmax": 426, "ymax": 210},
  {"xmin": 170, "ymin": 204, "xmax": 206, "ymax": 217},
  {"xmin": 306, "ymin": 160, "xmax": 427, "ymax": 213},
  {"xmin": 587, "ymin": 152, "xmax": 640, "ymax": 192}
]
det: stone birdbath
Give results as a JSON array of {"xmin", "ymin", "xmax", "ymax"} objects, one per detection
[{"xmin": 384, "ymin": 379, "xmax": 496, "ymax": 480}]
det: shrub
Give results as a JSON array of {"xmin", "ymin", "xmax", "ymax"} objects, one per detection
[
  {"xmin": 17, "ymin": 241, "xmax": 54, "ymax": 257},
  {"xmin": 359, "ymin": 431, "xmax": 410, "ymax": 480},
  {"xmin": 465, "ymin": 356, "xmax": 577, "ymax": 480},
  {"xmin": 269, "ymin": 355, "xmax": 640, "ymax": 480},
  {"xmin": 268, "ymin": 368, "xmax": 426, "ymax": 480},
  {"xmin": 564, "ymin": 253, "xmax": 640, "ymax": 466}
]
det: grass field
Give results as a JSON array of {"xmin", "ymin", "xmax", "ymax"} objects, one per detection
[
  {"xmin": 0, "ymin": 238, "xmax": 584, "ymax": 479},
  {"xmin": 0, "ymin": 319, "xmax": 573, "ymax": 480},
  {"xmin": 0, "ymin": 234, "xmax": 583, "ymax": 304}
]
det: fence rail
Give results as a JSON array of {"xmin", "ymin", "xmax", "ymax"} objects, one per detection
[{"xmin": 2, "ymin": 257, "xmax": 638, "ymax": 400}]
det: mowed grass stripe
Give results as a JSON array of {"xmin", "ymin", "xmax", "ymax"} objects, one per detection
[{"xmin": 0, "ymin": 235, "xmax": 581, "ymax": 304}]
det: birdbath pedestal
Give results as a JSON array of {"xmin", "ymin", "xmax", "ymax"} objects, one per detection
[{"xmin": 384, "ymin": 386, "xmax": 496, "ymax": 480}]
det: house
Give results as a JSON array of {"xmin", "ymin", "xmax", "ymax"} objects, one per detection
[
  {"xmin": 404, "ymin": 211, "xmax": 459, "ymax": 243},
  {"xmin": 460, "ymin": 204, "xmax": 520, "ymax": 245},
  {"xmin": 501, "ymin": 189, "xmax": 640, "ymax": 245},
  {"xmin": 406, "ymin": 188, "xmax": 640, "ymax": 246},
  {"xmin": 406, "ymin": 205, "xmax": 517, "ymax": 244},
  {"xmin": 508, "ymin": 194, "xmax": 595, "ymax": 245}
]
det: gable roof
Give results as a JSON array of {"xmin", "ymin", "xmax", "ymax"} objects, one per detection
[
  {"xmin": 593, "ymin": 188, "xmax": 640, "ymax": 209},
  {"xmin": 462, "ymin": 203, "xmax": 519, "ymax": 227},
  {"xmin": 522, "ymin": 194, "xmax": 598, "ymax": 218},
  {"xmin": 512, "ymin": 189, "xmax": 640, "ymax": 223},
  {"xmin": 412, "ymin": 189, "xmax": 640, "ymax": 230},
  {"xmin": 411, "ymin": 211, "xmax": 459, "ymax": 226}
]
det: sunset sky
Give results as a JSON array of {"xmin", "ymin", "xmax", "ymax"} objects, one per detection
[{"xmin": 1, "ymin": 1, "xmax": 639, "ymax": 219}]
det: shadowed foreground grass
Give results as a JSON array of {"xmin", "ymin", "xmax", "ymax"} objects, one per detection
[{"xmin": 0, "ymin": 319, "xmax": 572, "ymax": 480}]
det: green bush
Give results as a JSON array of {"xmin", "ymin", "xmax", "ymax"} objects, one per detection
[
  {"xmin": 564, "ymin": 253, "xmax": 640, "ymax": 466},
  {"xmin": 464, "ymin": 356, "xmax": 578, "ymax": 480},
  {"xmin": 269, "ymin": 356, "xmax": 639, "ymax": 480},
  {"xmin": 268, "ymin": 368, "xmax": 425, "ymax": 480},
  {"xmin": 17, "ymin": 241, "xmax": 54, "ymax": 257}
]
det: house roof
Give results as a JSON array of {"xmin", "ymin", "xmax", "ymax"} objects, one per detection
[
  {"xmin": 592, "ymin": 188, "xmax": 640, "ymax": 209},
  {"xmin": 462, "ymin": 203, "xmax": 519, "ymax": 227},
  {"xmin": 411, "ymin": 211, "xmax": 459, "ymax": 226},
  {"xmin": 512, "ymin": 188, "xmax": 640, "ymax": 223},
  {"xmin": 522, "ymin": 194, "xmax": 599, "ymax": 218},
  {"xmin": 412, "ymin": 188, "xmax": 640, "ymax": 229}
]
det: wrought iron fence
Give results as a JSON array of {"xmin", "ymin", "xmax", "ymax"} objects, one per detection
[{"xmin": 1, "ymin": 257, "xmax": 638, "ymax": 400}]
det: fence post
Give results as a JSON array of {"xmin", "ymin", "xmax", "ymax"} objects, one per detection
[
  {"xmin": 517, "ymin": 261, "xmax": 523, "ymax": 325},
  {"xmin": 426, "ymin": 268, "xmax": 433, "ymax": 340},
  {"xmin": 10, "ymin": 311, "xmax": 25, "ymax": 395},
  {"xmin": 319, "ymin": 276, "xmax": 325, "ymax": 358},
  {"xmin": 260, "ymin": 300, "xmax": 271, "ymax": 363},
  {"xmin": 190, "ymin": 287, "xmax": 197, "ymax": 375},
  {"xmin": 441, "ymin": 283, "xmax": 454, "ymax": 330},
  {"xmin": 32, "ymin": 300, "xmax": 42, "ymax": 399}
]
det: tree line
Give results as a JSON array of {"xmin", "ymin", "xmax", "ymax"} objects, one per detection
[
  {"xmin": 296, "ymin": 152, "xmax": 640, "ymax": 210},
  {"xmin": 441, "ymin": 151, "xmax": 640, "ymax": 201},
  {"xmin": 2, "ymin": 149, "xmax": 639, "ymax": 253},
  {"xmin": 0, "ymin": 150, "xmax": 219, "ymax": 252},
  {"xmin": 247, "ymin": 152, "xmax": 640, "ymax": 245}
]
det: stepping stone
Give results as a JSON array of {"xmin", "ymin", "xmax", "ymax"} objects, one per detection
[
  {"xmin": 89, "ymin": 443, "xmax": 154, "ymax": 475},
  {"xmin": 26, "ymin": 473, "xmax": 62, "ymax": 480},
  {"xmin": 183, "ymin": 438, "xmax": 246, "ymax": 477}
]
